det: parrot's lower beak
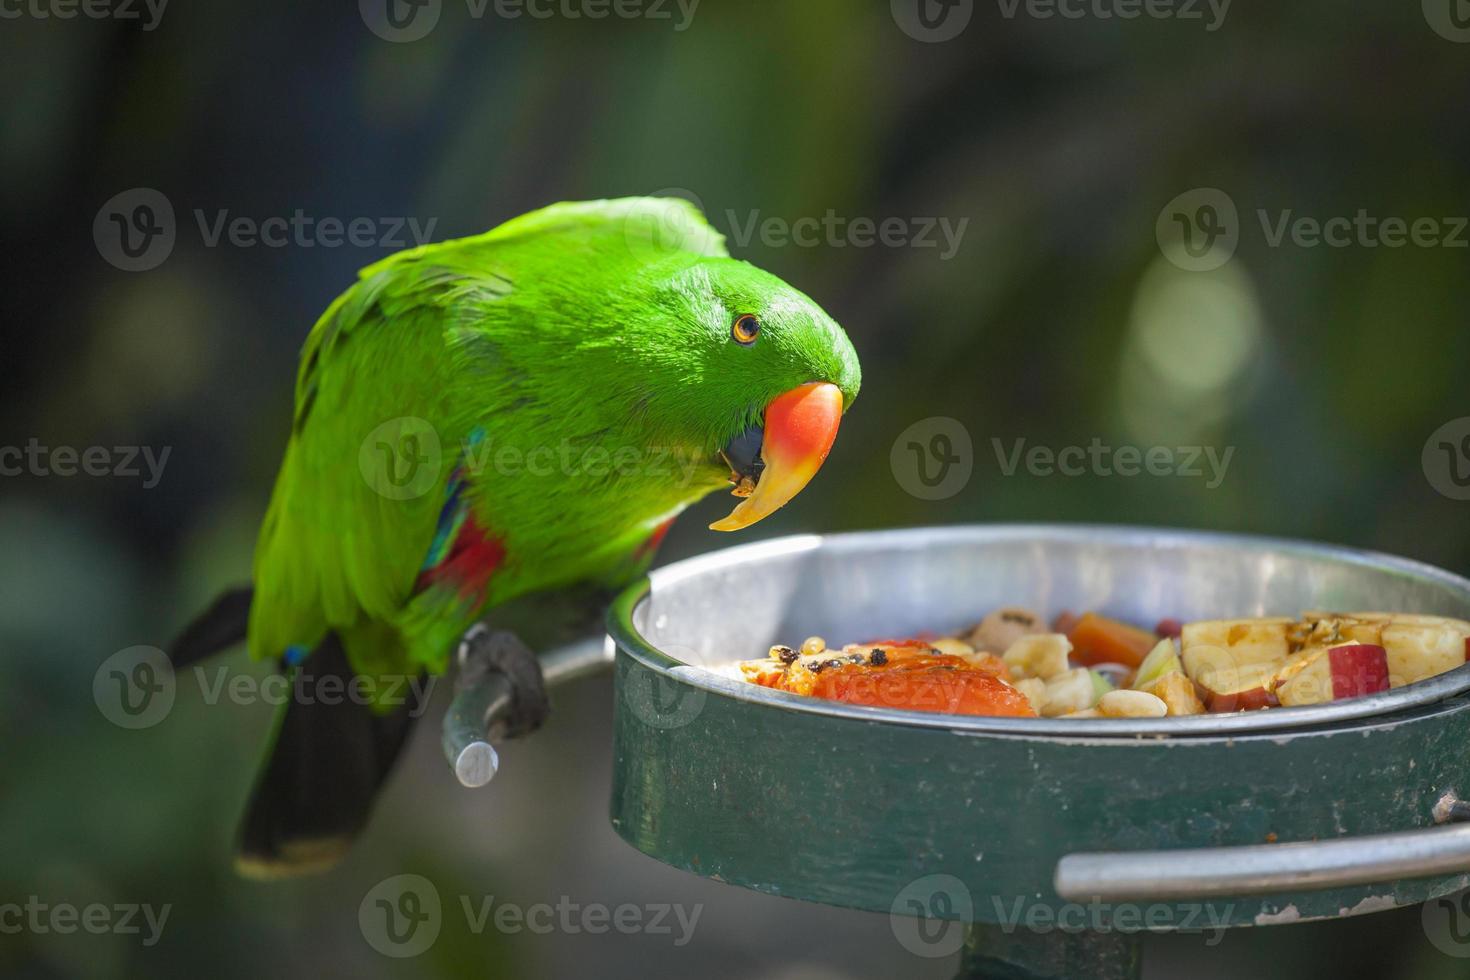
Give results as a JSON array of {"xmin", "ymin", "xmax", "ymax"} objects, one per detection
[{"xmin": 709, "ymin": 382, "xmax": 844, "ymax": 532}]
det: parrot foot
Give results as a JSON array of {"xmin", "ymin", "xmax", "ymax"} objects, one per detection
[
  {"xmin": 442, "ymin": 625, "xmax": 550, "ymax": 788},
  {"xmin": 456, "ymin": 624, "xmax": 550, "ymax": 737}
]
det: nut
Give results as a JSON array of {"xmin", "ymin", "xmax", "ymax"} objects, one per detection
[
  {"xmin": 966, "ymin": 606, "xmax": 1046, "ymax": 653},
  {"xmin": 1097, "ymin": 689, "xmax": 1168, "ymax": 719}
]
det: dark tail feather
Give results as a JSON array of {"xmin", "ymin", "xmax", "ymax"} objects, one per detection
[
  {"xmin": 234, "ymin": 634, "xmax": 424, "ymax": 879},
  {"xmin": 170, "ymin": 587, "xmax": 253, "ymax": 668}
]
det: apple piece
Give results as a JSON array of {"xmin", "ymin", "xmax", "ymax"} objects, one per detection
[
  {"xmin": 1335, "ymin": 612, "xmax": 1470, "ymax": 627},
  {"xmin": 1340, "ymin": 621, "xmax": 1386, "ymax": 646},
  {"xmin": 1146, "ymin": 671, "xmax": 1205, "ymax": 715},
  {"xmin": 1181, "ymin": 618, "xmax": 1292, "ymax": 671},
  {"xmin": 1011, "ymin": 677, "xmax": 1048, "ymax": 715},
  {"xmin": 930, "ymin": 637, "xmax": 976, "ymax": 658},
  {"xmin": 1002, "ymin": 633, "xmax": 1073, "ymax": 681},
  {"xmin": 1381, "ymin": 622, "xmax": 1470, "ymax": 686},
  {"xmin": 1276, "ymin": 643, "xmax": 1389, "ymax": 707},
  {"xmin": 1181, "ymin": 643, "xmax": 1282, "ymax": 712},
  {"xmin": 1040, "ymin": 667, "xmax": 1100, "ymax": 717},
  {"xmin": 1296, "ymin": 617, "xmax": 1385, "ymax": 651},
  {"xmin": 1131, "ymin": 638, "xmax": 1183, "ymax": 691}
]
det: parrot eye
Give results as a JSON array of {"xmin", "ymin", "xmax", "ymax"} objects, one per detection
[{"xmin": 731, "ymin": 314, "xmax": 761, "ymax": 346}]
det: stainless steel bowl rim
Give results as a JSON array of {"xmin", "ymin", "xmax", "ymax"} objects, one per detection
[{"xmin": 607, "ymin": 524, "xmax": 1470, "ymax": 738}]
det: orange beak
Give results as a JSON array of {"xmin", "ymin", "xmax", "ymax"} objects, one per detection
[{"xmin": 709, "ymin": 382, "xmax": 844, "ymax": 532}]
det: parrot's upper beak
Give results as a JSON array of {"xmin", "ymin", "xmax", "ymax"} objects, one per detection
[{"xmin": 709, "ymin": 382, "xmax": 844, "ymax": 532}]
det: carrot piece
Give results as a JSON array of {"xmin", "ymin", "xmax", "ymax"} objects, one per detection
[
  {"xmin": 1067, "ymin": 612, "xmax": 1157, "ymax": 669},
  {"xmin": 1052, "ymin": 610, "xmax": 1081, "ymax": 635}
]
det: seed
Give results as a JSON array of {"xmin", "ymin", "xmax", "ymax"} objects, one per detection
[{"xmin": 801, "ymin": 636, "xmax": 827, "ymax": 656}]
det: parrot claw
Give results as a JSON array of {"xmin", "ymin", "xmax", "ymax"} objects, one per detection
[{"xmin": 442, "ymin": 626, "xmax": 549, "ymax": 788}]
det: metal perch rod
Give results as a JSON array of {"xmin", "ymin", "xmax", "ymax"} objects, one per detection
[{"xmin": 441, "ymin": 634, "xmax": 615, "ymax": 788}]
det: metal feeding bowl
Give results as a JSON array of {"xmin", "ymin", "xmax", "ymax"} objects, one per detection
[{"xmin": 605, "ymin": 525, "xmax": 1470, "ymax": 978}]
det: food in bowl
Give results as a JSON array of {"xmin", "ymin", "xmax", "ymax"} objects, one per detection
[{"xmin": 736, "ymin": 609, "xmax": 1470, "ymax": 720}]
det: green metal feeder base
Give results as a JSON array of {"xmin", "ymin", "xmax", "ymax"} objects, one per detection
[{"xmin": 604, "ymin": 526, "xmax": 1470, "ymax": 978}]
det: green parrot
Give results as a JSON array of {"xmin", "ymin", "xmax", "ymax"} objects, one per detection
[{"xmin": 172, "ymin": 197, "xmax": 861, "ymax": 877}]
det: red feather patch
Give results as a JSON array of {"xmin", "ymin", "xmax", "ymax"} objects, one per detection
[
  {"xmin": 416, "ymin": 513, "xmax": 506, "ymax": 598},
  {"xmin": 635, "ymin": 517, "xmax": 676, "ymax": 560}
]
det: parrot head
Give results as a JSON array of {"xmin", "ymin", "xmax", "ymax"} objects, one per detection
[{"xmin": 606, "ymin": 254, "xmax": 861, "ymax": 532}]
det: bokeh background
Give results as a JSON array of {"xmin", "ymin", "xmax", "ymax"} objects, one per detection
[{"xmin": 4, "ymin": 1, "xmax": 1470, "ymax": 977}]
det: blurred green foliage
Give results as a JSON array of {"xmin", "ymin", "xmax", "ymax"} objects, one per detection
[{"xmin": 1, "ymin": 2, "xmax": 1468, "ymax": 978}]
